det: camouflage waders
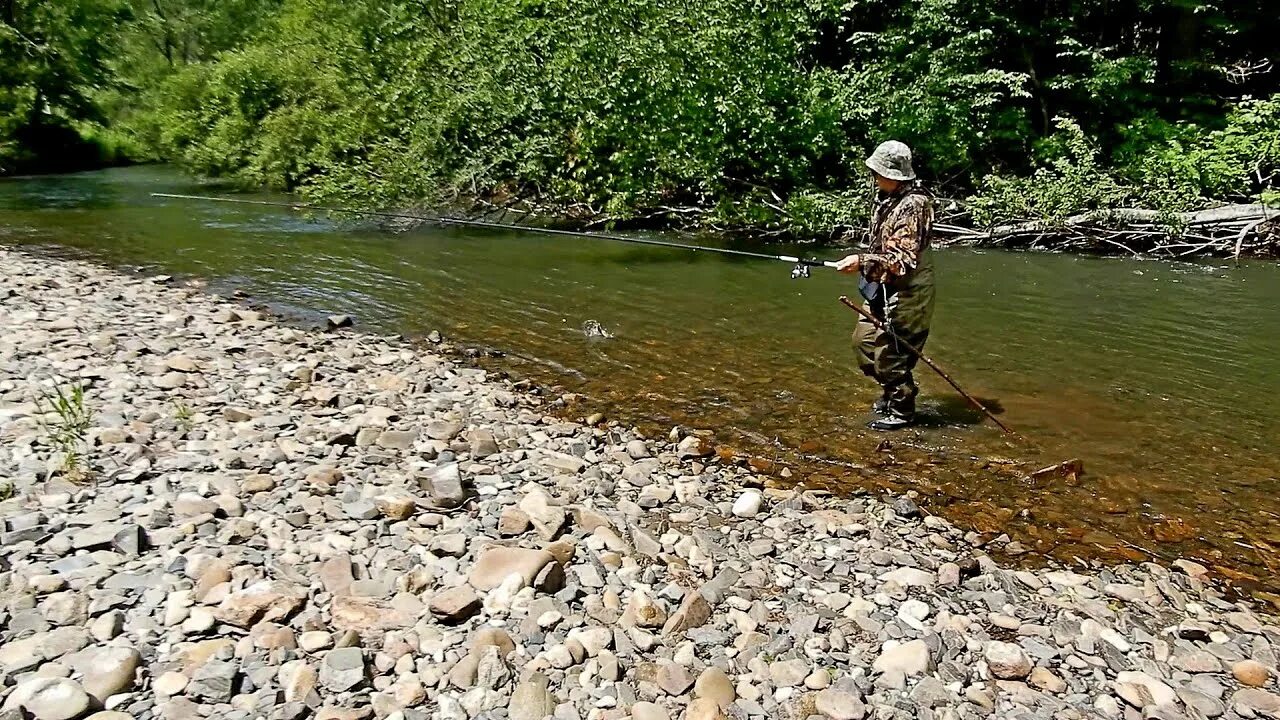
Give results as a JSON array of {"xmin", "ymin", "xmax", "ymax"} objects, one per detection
[{"xmin": 852, "ymin": 248, "xmax": 935, "ymax": 418}]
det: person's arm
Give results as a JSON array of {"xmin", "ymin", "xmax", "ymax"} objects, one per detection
[{"xmin": 860, "ymin": 195, "xmax": 931, "ymax": 282}]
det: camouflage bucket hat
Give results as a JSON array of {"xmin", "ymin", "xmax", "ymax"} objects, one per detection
[{"xmin": 865, "ymin": 140, "xmax": 916, "ymax": 181}]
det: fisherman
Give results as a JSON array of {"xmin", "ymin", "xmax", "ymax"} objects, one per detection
[{"xmin": 835, "ymin": 140, "xmax": 936, "ymax": 430}]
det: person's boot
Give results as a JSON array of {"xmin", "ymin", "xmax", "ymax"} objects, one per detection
[
  {"xmin": 868, "ymin": 413, "xmax": 914, "ymax": 431},
  {"xmin": 872, "ymin": 394, "xmax": 891, "ymax": 416},
  {"xmin": 869, "ymin": 381, "xmax": 916, "ymax": 430}
]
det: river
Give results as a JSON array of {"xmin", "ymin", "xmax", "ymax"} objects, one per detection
[{"xmin": 3, "ymin": 166, "xmax": 1279, "ymax": 595}]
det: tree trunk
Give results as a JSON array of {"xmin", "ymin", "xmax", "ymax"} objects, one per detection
[{"xmin": 1156, "ymin": 4, "xmax": 1199, "ymax": 94}]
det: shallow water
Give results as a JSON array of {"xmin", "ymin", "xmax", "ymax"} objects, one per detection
[{"xmin": 4, "ymin": 167, "xmax": 1279, "ymax": 591}]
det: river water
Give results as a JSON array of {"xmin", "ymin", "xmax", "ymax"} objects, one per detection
[{"xmin": 4, "ymin": 167, "xmax": 1279, "ymax": 594}]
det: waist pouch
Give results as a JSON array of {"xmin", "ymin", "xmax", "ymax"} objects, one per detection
[{"xmin": 858, "ymin": 275, "xmax": 883, "ymax": 304}]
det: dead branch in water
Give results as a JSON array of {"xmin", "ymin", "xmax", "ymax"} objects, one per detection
[{"xmin": 939, "ymin": 203, "xmax": 1279, "ymax": 258}]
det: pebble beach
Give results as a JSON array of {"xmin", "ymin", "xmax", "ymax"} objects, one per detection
[{"xmin": 1, "ymin": 247, "xmax": 1278, "ymax": 720}]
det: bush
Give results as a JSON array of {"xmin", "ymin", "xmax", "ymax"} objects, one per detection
[{"xmin": 968, "ymin": 118, "xmax": 1127, "ymax": 226}]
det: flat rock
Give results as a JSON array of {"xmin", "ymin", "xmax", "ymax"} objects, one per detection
[
  {"xmin": 188, "ymin": 658, "xmax": 237, "ymax": 703},
  {"xmin": 519, "ymin": 491, "xmax": 568, "ymax": 540},
  {"xmin": 509, "ymin": 672, "xmax": 557, "ymax": 720},
  {"xmin": 319, "ymin": 647, "xmax": 365, "ymax": 692},
  {"xmin": 214, "ymin": 580, "xmax": 306, "ymax": 628},
  {"xmin": 663, "ymin": 589, "xmax": 712, "ymax": 636},
  {"xmin": 873, "ymin": 640, "xmax": 932, "ymax": 676},
  {"xmin": 74, "ymin": 645, "xmax": 140, "ymax": 703},
  {"xmin": 1232, "ymin": 689, "xmax": 1280, "ymax": 718},
  {"xmin": 429, "ymin": 585, "xmax": 482, "ymax": 623},
  {"xmin": 4, "ymin": 677, "xmax": 92, "ymax": 720},
  {"xmin": 469, "ymin": 546, "xmax": 559, "ymax": 591},
  {"xmin": 1115, "ymin": 671, "xmax": 1177, "ymax": 708},
  {"xmin": 878, "ymin": 567, "xmax": 935, "ymax": 588},
  {"xmin": 658, "ymin": 663, "xmax": 694, "ymax": 695},
  {"xmin": 815, "ymin": 688, "xmax": 867, "ymax": 719},
  {"xmin": 985, "ymin": 641, "xmax": 1032, "ymax": 679},
  {"xmin": 769, "ymin": 658, "xmax": 810, "ymax": 687}
]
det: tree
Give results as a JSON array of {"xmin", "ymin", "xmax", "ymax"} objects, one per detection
[{"xmin": 0, "ymin": 0, "xmax": 129, "ymax": 172}]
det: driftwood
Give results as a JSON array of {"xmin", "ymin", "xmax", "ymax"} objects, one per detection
[{"xmin": 936, "ymin": 203, "xmax": 1279, "ymax": 259}]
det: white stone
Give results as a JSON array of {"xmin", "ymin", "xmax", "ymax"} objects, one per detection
[
  {"xmin": 732, "ymin": 490, "xmax": 763, "ymax": 518},
  {"xmin": 984, "ymin": 641, "xmax": 1032, "ymax": 680}
]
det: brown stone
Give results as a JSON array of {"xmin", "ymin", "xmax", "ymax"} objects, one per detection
[
  {"xmin": 469, "ymin": 547, "xmax": 558, "ymax": 591},
  {"xmin": 429, "ymin": 586, "xmax": 481, "ymax": 624},
  {"xmin": 498, "ymin": 508, "xmax": 531, "ymax": 536},
  {"xmin": 374, "ymin": 494, "xmax": 416, "ymax": 521},
  {"xmin": 1235, "ymin": 660, "xmax": 1272, "ymax": 688},
  {"xmin": 214, "ymin": 581, "xmax": 306, "ymax": 628},
  {"xmin": 330, "ymin": 597, "xmax": 410, "ymax": 634},
  {"xmin": 177, "ymin": 639, "xmax": 236, "ymax": 675},
  {"xmin": 319, "ymin": 555, "xmax": 355, "ymax": 598},
  {"xmin": 662, "ymin": 590, "xmax": 712, "ymax": 636}
]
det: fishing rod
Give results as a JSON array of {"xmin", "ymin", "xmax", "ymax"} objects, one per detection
[
  {"xmin": 150, "ymin": 192, "xmax": 839, "ymax": 278},
  {"xmin": 155, "ymin": 192, "xmax": 1011, "ymax": 433}
]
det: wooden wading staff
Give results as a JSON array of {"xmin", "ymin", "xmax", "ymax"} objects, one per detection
[{"xmin": 838, "ymin": 295, "xmax": 1014, "ymax": 434}]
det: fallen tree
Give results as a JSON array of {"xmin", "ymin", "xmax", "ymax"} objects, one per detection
[{"xmin": 936, "ymin": 203, "xmax": 1279, "ymax": 260}]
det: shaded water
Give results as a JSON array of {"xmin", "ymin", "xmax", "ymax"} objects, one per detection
[{"xmin": 4, "ymin": 167, "xmax": 1279, "ymax": 592}]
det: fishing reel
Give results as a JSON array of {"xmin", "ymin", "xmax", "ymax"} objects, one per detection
[{"xmin": 791, "ymin": 258, "xmax": 825, "ymax": 279}]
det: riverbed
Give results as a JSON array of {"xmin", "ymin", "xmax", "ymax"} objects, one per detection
[{"xmin": 3, "ymin": 166, "xmax": 1278, "ymax": 591}]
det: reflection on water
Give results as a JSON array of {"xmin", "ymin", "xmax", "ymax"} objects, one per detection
[{"xmin": 3, "ymin": 167, "xmax": 1280, "ymax": 594}]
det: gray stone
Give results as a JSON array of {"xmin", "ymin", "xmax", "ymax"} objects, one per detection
[
  {"xmin": 474, "ymin": 646, "xmax": 511, "ymax": 690},
  {"xmin": 75, "ymin": 645, "xmax": 141, "ymax": 703},
  {"xmin": 891, "ymin": 497, "xmax": 921, "ymax": 518},
  {"xmin": 1179, "ymin": 689, "xmax": 1225, "ymax": 718},
  {"xmin": 419, "ymin": 463, "xmax": 466, "ymax": 508},
  {"xmin": 910, "ymin": 677, "xmax": 954, "ymax": 708},
  {"xmin": 320, "ymin": 647, "xmax": 365, "ymax": 692},
  {"xmin": 5, "ymin": 678, "xmax": 92, "ymax": 720},
  {"xmin": 658, "ymin": 663, "xmax": 694, "ymax": 695},
  {"xmin": 768, "ymin": 659, "xmax": 810, "ymax": 688},
  {"xmin": 188, "ymin": 659, "xmax": 238, "ymax": 703},
  {"xmin": 509, "ymin": 672, "xmax": 557, "ymax": 720},
  {"xmin": 1231, "ymin": 689, "xmax": 1280, "ymax": 718},
  {"xmin": 378, "ymin": 430, "xmax": 417, "ymax": 450},
  {"xmin": 1172, "ymin": 650, "xmax": 1223, "ymax": 674},
  {"xmin": 815, "ymin": 688, "xmax": 866, "ymax": 720}
]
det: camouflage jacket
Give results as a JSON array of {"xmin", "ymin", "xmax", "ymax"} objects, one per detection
[{"xmin": 862, "ymin": 183, "xmax": 935, "ymax": 284}]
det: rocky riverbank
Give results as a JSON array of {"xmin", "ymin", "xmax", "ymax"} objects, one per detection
[{"xmin": 1, "ymin": 247, "xmax": 1279, "ymax": 720}]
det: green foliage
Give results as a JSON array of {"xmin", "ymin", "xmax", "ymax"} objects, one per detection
[
  {"xmin": 34, "ymin": 382, "xmax": 94, "ymax": 481},
  {"xmin": 969, "ymin": 118, "xmax": 1127, "ymax": 226},
  {"xmin": 0, "ymin": 0, "xmax": 130, "ymax": 172},
  {"xmin": 172, "ymin": 398, "xmax": 194, "ymax": 431},
  {"xmin": 3, "ymin": 0, "xmax": 1280, "ymax": 235},
  {"xmin": 971, "ymin": 99, "xmax": 1280, "ymax": 226}
]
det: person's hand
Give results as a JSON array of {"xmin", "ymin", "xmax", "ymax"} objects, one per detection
[{"xmin": 835, "ymin": 254, "xmax": 861, "ymax": 274}]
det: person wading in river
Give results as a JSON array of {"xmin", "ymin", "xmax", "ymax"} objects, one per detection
[{"xmin": 835, "ymin": 140, "xmax": 936, "ymax": 431}]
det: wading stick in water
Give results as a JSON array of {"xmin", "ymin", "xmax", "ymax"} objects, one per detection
[{"xmin": 838, "ymin": 295, "xmax": 1014, "ymax": 434}]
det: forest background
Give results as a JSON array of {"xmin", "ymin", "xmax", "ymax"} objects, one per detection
[{"xmin": 2, "ymin": 0, "xmax": 1278, "ymax": 238}]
